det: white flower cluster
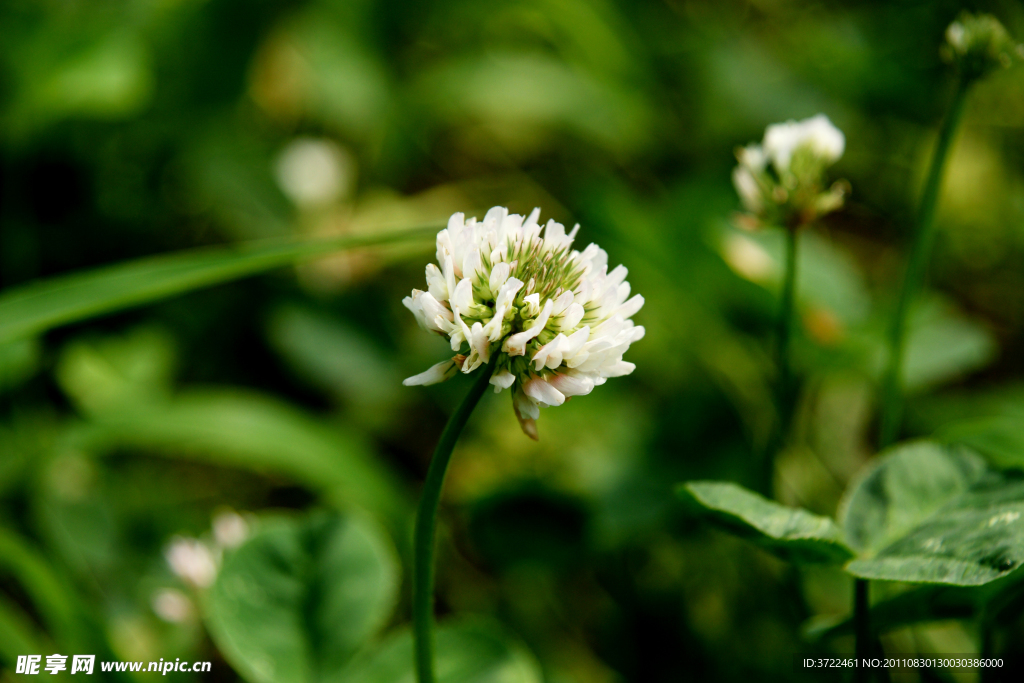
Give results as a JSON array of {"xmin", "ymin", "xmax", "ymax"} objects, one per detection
[
  {"xmin": 404, "ymin": 207, "xmax": 644, "ymax": 439},
  {"xmin": 732, "ymin": 114, "xmax": 846, "ymax": 226}
]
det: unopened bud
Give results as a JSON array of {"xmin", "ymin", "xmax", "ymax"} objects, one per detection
[{"xmin": 943, "ymin": 12, "xmax": 1020, "ymax": 80}]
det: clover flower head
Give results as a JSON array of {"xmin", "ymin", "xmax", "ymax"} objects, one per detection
[
  {"xmin": 403, "ymin": 207, "xmax": 645, "ymax": 439},
  {"xmin": 943, "ymin": 12, "xmax": 1021, "ymax": 80},
  {"xmin": 763, "ymin": 114, "xmax": 845, "ymax": 174},
  {"xmin": 732, "ymin": 114, "xmax": 848, "ymax": 229}
]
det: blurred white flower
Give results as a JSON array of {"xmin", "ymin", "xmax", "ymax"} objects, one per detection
[
  {"xmin": 732, "ymin": 114, "xmax": 848, "ymax": 228},
  {"xmin": 404, "ymin": 207, "xmax": 644, "ymax": 439},
  {"xmin": 275, "ymin": 138, "xmax": 353, "ymax": 208},
  {"xmin": 151, "ymin": 588, "xmax": 195, "ymax": 623},
  {"xmin": 164, "ymin": 537, "xmax": 217, "ymax": 589},
  {"xmin": 763, "ymin": 114, "xmax": 845, "ymax": 174},
  {"xmin": 212, "ymin": 509, "xmax": 249, "ymax": 549}
]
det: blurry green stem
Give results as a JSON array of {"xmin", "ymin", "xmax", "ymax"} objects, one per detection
[
  {"xmin": 413, "ymin": 353, "xmax": 498, "ymax": 683},
  {"xmin": 763, "ymin": 227, "xmax": 800, "ymax": 495},
  {"xmin": 854, "ymin": 579, "xmax": 870, "ymax": 683},
  {"xmin": 878, "ymin": 76, "xmax": 972, "ymax": 448}
]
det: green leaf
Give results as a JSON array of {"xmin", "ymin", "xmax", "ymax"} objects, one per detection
[
  {"xmin": 67, "ymin": 388, "xmax": 410, "ymax": 528},
  {"xmin": 0, "ymin": 527, "xmax": 89, "ymax": 649},
  {"xmin": 676, "ymin": 481, "xmax": 855, "ymax": 564},
  {"xmin": 0, "ymin": 338, "xmax": 40, "ymax": 394},
  {"xmin": 847, "ymin": 476, "xmax": 1024, "ymax": 585},
  {"xmin": 838, "ymin": 441, "xmax": 987, "ymax": 555},
  {"xmin": 267, "ymin": 305, "xmax": 402, "ymax": 410},
  {"xmin": 940, "ymin": 417, "xmax": 1024, "ymax": 471},
  {"xmin": 0, "ymin": 594, "xmax": 48, "ymax": 666},
  {"xmin": 0, "ymin": 226, "xmax": 436, "ymax": 344},
  {"xmin": 339, "ymin": 619, "xmax": 543, "ymax": 683},
  {"xmin": 55, "ymin": 326, "xmax": 176, "ymax": 416},
  {"xmin": 205, "ymin": 512, "xmax": 400, "ymax": 683},
  {"xmin": 901, "ymin": 300, "xmax": 997, "ymax": 393}
]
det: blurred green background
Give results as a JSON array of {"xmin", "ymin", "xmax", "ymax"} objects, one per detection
[{"xmin": 3, "ymin": 0, "xmax": 1024, "ymax": 681}]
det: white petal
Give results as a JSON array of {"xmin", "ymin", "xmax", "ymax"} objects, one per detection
[
  {"xmin": 450, "ymin": 278, "xmax": 474, "ymax": 313},
  {"xmin": 403, "ymin": 290, "xmax": 428, "ymax": 329},
  {"xmin": 489, "ymin": 261, "xmax": 511, "ymax": 294},
  {"xmin": 466, "ymin": 322, "xmax": 490, "ymax": 369},
  {"xmin": 443, "ymin": 255, "xmax": 457, "ymax": 298},
  {"xmin": 547, "ymin": 370, "xmax": 596, "ymax": 397},
  {"xmin": 532, "ymin": 333, "xmax": 567, "ymax": 371},
  {"xmin": 425, "ymin": 264, "xmax": 448, "ymax": 301},
  {"xmin": 600, "ymin": 360, "xmax": 635, "ymax": 378},
  {"xmin": 403, "ymin": 359, "xmax": 457, "ymax": 386},
  {"xmin": 560, "ymin": 302, "xmax": 585, "ymax": 330},
  {"xmin": 551, "ymin": 289, "xmax": 575, "ymax": 315},
  {"xmin": 563, "ymin": 326, "xmax": 590, "ymax": 356},
  {"xmin": 463, "ymin": 248, "xmax": 483, "ymax": 286},
  {"xmin": 489, "ymin": 370, "xmax": 516, "ymax": 394},
  {"xmin": 418, "ymin": 292, "xmax": 453, "ymax": 332},
  {"xmin": 607, "ymin": 265, "xmax": 628, "ymax": 287},
  {"xmin": 523, "ymin": 377, "xmax": 565, "ymax": 406},
  {"xmin": 616, "ymin": 294, "xmax": 644, "ymax": 319}
]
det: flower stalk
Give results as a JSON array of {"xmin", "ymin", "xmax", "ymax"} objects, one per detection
[
  {"xmin": 854, "ymin": 578, "xmax": 870, "ymax": 683},
  {"xmin": 413, "ymin": 352, "xmax": 499, "ymax": 683},
  {"xmin": 765, "ymin": 226, "xmax": 800, "ymax": 494},
  {"xmin": 879, "ymin": 10, "xmax": 1020, "ymax": 447},
  {"xmin": 877, "ymin": 75, "xmax": 971, "ymax": 448},
  {"xmin": 732, "ymin": 114, "xmax": 847, "ymax": 494}
]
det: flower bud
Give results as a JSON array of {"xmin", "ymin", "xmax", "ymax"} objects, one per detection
[{"xmin": 943, "ymin": 12, "xmax": 1021, "ymax": 81}]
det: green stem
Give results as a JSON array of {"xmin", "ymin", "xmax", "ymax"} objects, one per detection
[
  {"xmin": 413, "ymin": 353, "xmax": 498, "ymax": 683},
  {"xmin": 980, "ymin": 621, "xmax": 995, "ymax": 683},
  {"xmin": 762, "ymin": 227, "xmax": 800, "ymax": 496},
  {"xmin": 854, "ymin": 578, "xmax": 870, "ymax": 683},
  {"xmin": 878, "ymin": 76, "xmax": 972, "ymax": 448}
]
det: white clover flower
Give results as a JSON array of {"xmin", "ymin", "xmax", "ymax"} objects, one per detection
[
  {"xmin": 732, "ymin": 114, "xmax": 848, "ymax": 229},
  {"xmin": 164, "ymin": 536, "xmax": 217, "ymax": 588},
  {"xmin": 212, "ymin": 509, "xmax": 249, "ymax": 549},
  {"xmin": 403, "ymin": 207, "xmax": 644, "ymax": 439},
  {"xmin": 151, "ymin": 588, "xmax": 196, "ymax": 623},
  {"xmin": 763, "ymin": 114, "xmax": 845, "ymax": 174}
]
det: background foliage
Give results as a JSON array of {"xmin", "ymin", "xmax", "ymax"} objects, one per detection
[{"xmin": 3, "ymin": 0, "xmax": 1024, "ymax": 680}]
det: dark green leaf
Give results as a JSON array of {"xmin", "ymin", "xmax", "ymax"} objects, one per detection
[
  {"xmin": 677, "ymin": 481, "xmax": 855, "ymax": 564},
  {"xmin": 0, "ymin": 594, "xmax": 48, "ymax": 666},
  {"xmin": 901, "ymin": 300, "xmax": 996, "ymax": 393},
  {"xmin": 339, "ymin": 619, "xmax": 542, "ymax": 683},
  {"xmin": 0, "ymin": 338, "xmax": 40, "ymax": 394},
  {"xmin": 847, "ymin": 477, "xmax": 1024, "ymax": 585},
  {"xmin": 838, "ymin": 441, "xmax": 987, "ymax": 555},
  {"xmin": 204, "ymin": 513, "xmax": 400, "ymax": 683},
  {"xmin": 67, "ymin": 389, "xmax": 410, "ymax": 527},
  {"xmin": 0, "ymin": 527, "xmax": 89, "ymax": 649},
  {"xmin": 0, "ymin": 227, "xmax": 436, "ymax": 344},
  {"xmin": 940, "ymin": 417, "xmax": 1024, "ymax": 471}
]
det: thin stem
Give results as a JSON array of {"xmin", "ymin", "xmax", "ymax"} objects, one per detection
[
  {"xmin": 980, "ymin": 620, "xmax": 995, "ymax": 683},
  {"xmin": 762, "ymin": 227, "xmax": 800, "ymax": 496},
  {"xmin": 854, "ymin": 578, "xmax": 870, "ymax": 683},
  {"xmin": 413, "ymin": 353, "xmax": 499, "ymax": 683},
  {"xmin": 878, "ymin": 76, "xmax": 972, "ymax": 448}
]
